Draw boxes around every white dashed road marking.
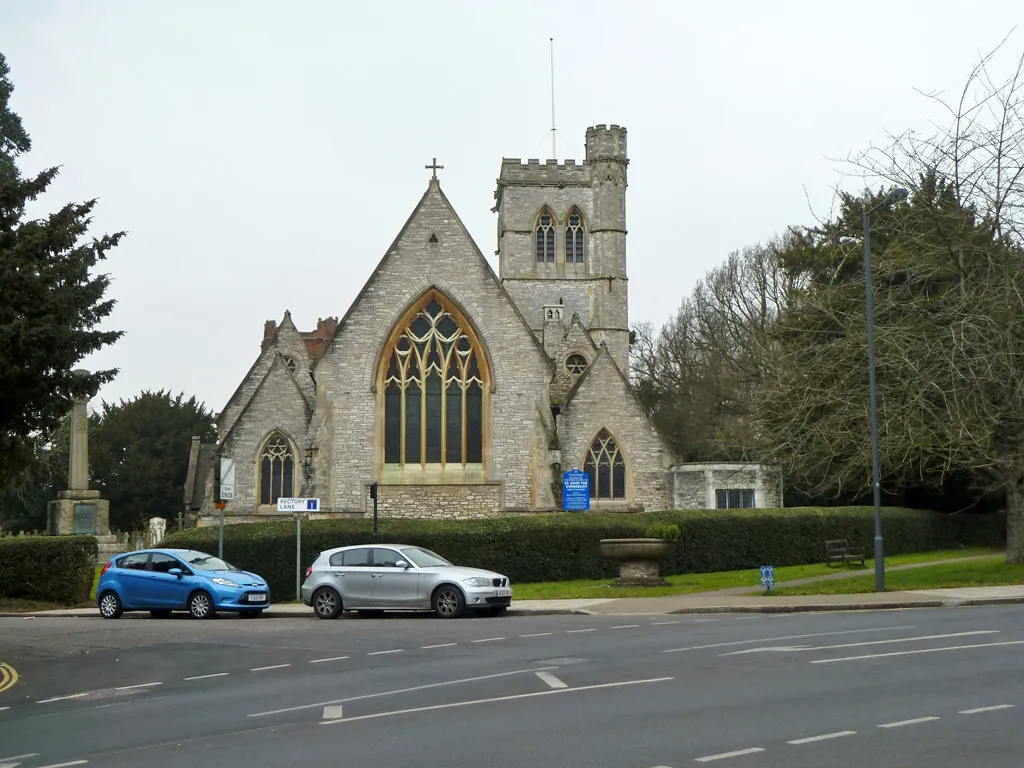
[812,640,1024,664]
[249,666,558,717]
[0,756,40,763]
[535,671,568,689]
[184,673,228,680]
[319,677,673,726]
[651,621,681,625]
[251,664,291,672]
[421,643,456,649]
[611,624,639,629]
[566,628,596,634]
[37,693,88,704]
[664,625,917,653]
[114,682,162,691]
[519,632,552,637]
[787,730,857,744]
[309,656,349,664]
[960,705,1014,714]
[367,650,403,656]
[878,717,940,728]
[695,747,765,761]
[471,637,505,643]
[36,761,88,768]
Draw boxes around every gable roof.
[561,342,676,456]
[215,352,312,452]
[311,179,554,372]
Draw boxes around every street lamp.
[863,186,909,592]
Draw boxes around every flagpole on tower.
[550,37,556,159]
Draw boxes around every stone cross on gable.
[425,157,444,180]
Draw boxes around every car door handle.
[371,573,383,578]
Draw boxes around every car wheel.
[240,609,262,619]
[357,610,384,618]
[188,591,216,619]
[432,585,465,619]
[149,609,172,619]
[312,587,342,620]
[98,591,123,619]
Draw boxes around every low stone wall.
[374,483,504,519]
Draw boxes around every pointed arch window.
[535,210,555,263]
[259,431,295,505]
[565,209,585,263]
[583,429,626,500]
[382,292,487,467]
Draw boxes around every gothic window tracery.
[281,355,297,373]
[382,292,487,467]
[565,354,588,376]
[259,431,295,505]
[535,209,556,263]
[583,429,626,500]
[565,209,585,264]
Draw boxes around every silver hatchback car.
[300,544,512,619]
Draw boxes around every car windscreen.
[178,551,235,571]
[400,547,452,568]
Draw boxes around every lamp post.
[863,186,909,593]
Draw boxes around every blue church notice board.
[562,469,590,512]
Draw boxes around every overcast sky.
[3,1,1023,416]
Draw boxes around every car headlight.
[463,577,492,588]
[209,577,241,588]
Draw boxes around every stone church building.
[187,125,779,525]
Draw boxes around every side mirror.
[169,568,183,579]
[395,560,410,569]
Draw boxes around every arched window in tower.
[258,431,295,505]
[382,292,488,468]
[535,210,556,263]
[583,429,626,500]
[565,209,586,263]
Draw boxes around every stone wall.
[669,463,782,510]
[558,347,673,512]
[373,483,503,519]
[312,182,556,515]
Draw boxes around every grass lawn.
[511,548,999,600]
[772,555,1024,595]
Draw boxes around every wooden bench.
[825,538,866,567]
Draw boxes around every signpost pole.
[295,512,302,602]
[218,505,225,559]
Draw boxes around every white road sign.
[220,457,235,500]
[277,497,320,513]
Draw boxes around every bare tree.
[758,38,1024,562]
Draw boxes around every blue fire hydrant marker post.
[760,565,775,595]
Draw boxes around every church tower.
[493,125,630,373]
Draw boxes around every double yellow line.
[0,662,18,694]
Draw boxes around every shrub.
[645,522,680,540]
[0,535,98,604]
[160,506,1005,595]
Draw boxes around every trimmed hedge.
[160,507,1006,598]
[0,535,98,604]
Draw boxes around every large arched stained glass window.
[535,209,556,263]
[565,208,586,264]
[382,292,487,467]
[583,429,626,500]
[259,431,295,505]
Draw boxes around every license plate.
[495,588,512,597]
[248,594,267,602]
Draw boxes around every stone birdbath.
[600,524,679,586]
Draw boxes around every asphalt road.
[1,606,1022,767]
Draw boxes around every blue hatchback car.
[96,548,270,619]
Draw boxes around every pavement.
[2,604,1024,767]
[5,584,1023,620]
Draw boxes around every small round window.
[281,355,297,372]
[565,354,588,376]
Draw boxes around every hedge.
[0,535,98,604]
[159,507,1006,597]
